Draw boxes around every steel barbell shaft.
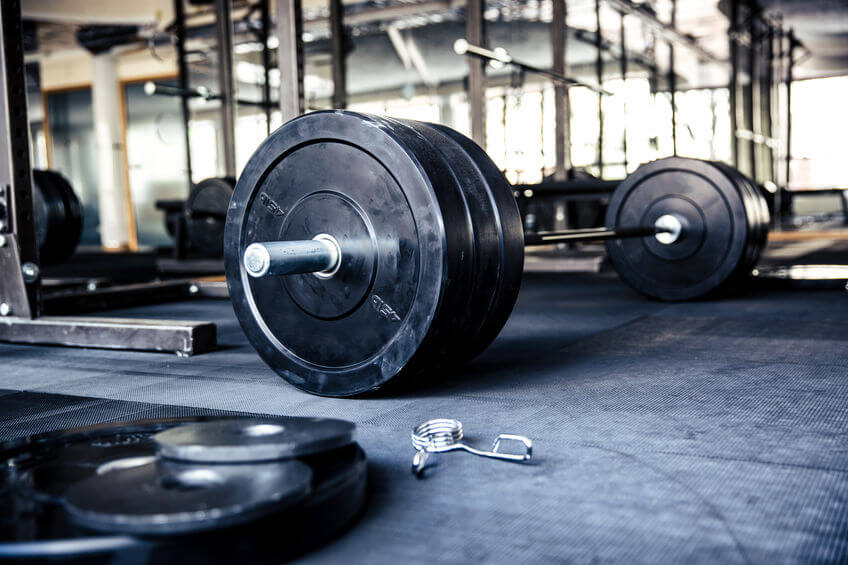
[525,225,662,246]
[244,235,341,278]
[247,220,679,275]
[524,214,684,246]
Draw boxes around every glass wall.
[124,80,187,247]
[789,76,848,190]
[45,89,100,246]
[349,78,731,184]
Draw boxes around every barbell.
[224,111,769,397]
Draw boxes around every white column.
[92,51,132,250]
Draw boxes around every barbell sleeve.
[243,235,341,278]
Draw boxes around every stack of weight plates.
[0,416,367,563]
[225,111,525,396]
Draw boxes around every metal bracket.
[0,232,32,318]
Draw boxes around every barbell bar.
[246,219,681,278]
[224,110,769,397]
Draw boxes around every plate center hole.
[241,423,285,437]
[162,468,225,491]
[96,456,156,475]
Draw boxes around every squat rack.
[0,0,216,355]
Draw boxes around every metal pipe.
[174,0,194,188]
[619,9,628,171]
[668,0,677,156]
[524,220,675,246]
[466,0,486,147]
[145,82,282,109]
[748,7,759,182]
[454,40,610,95]
[330,0,347,109]
[729,0,739,167]
[243,235,341,278]
[773,22,785,229]
[260,0,272,134]
[551,0,570,180]
[594,0,603,177]
[786,30,795,194]
[214,0,237,178]
[277,0,305,122]
[765,22,775,186]
[145,81,214,100]
[604,0,722,63]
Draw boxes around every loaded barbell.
[224,111,769,397]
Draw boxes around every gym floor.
[1,243,847,563]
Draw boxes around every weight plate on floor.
[2,417,220,506]
[225,111,472,396]
[32,169,83,265]
[237,443,368,562]
[0,417,231,561]
[0,417,367,562]
[63,457,312,535]
[186,176,234,257]
[154,417,355,462]
[605,157,755,301]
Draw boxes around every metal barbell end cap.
[654,214,684,245]
[243,235,342,279]
[244,242,273,278]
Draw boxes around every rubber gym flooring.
[1,257,847,562]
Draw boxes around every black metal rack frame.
[0,0,216,356]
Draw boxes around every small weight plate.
[0,417,234,560]
[605,157,754,301]
[2,417,223,506]
[63,457,312,535]
[13,443,154,505]
[0,417,368,563]
[225,111,466,396]
[154,417,355,463]
[236,443,368,562]
[186,176,235,257]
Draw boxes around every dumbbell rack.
[0,0,215,356]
